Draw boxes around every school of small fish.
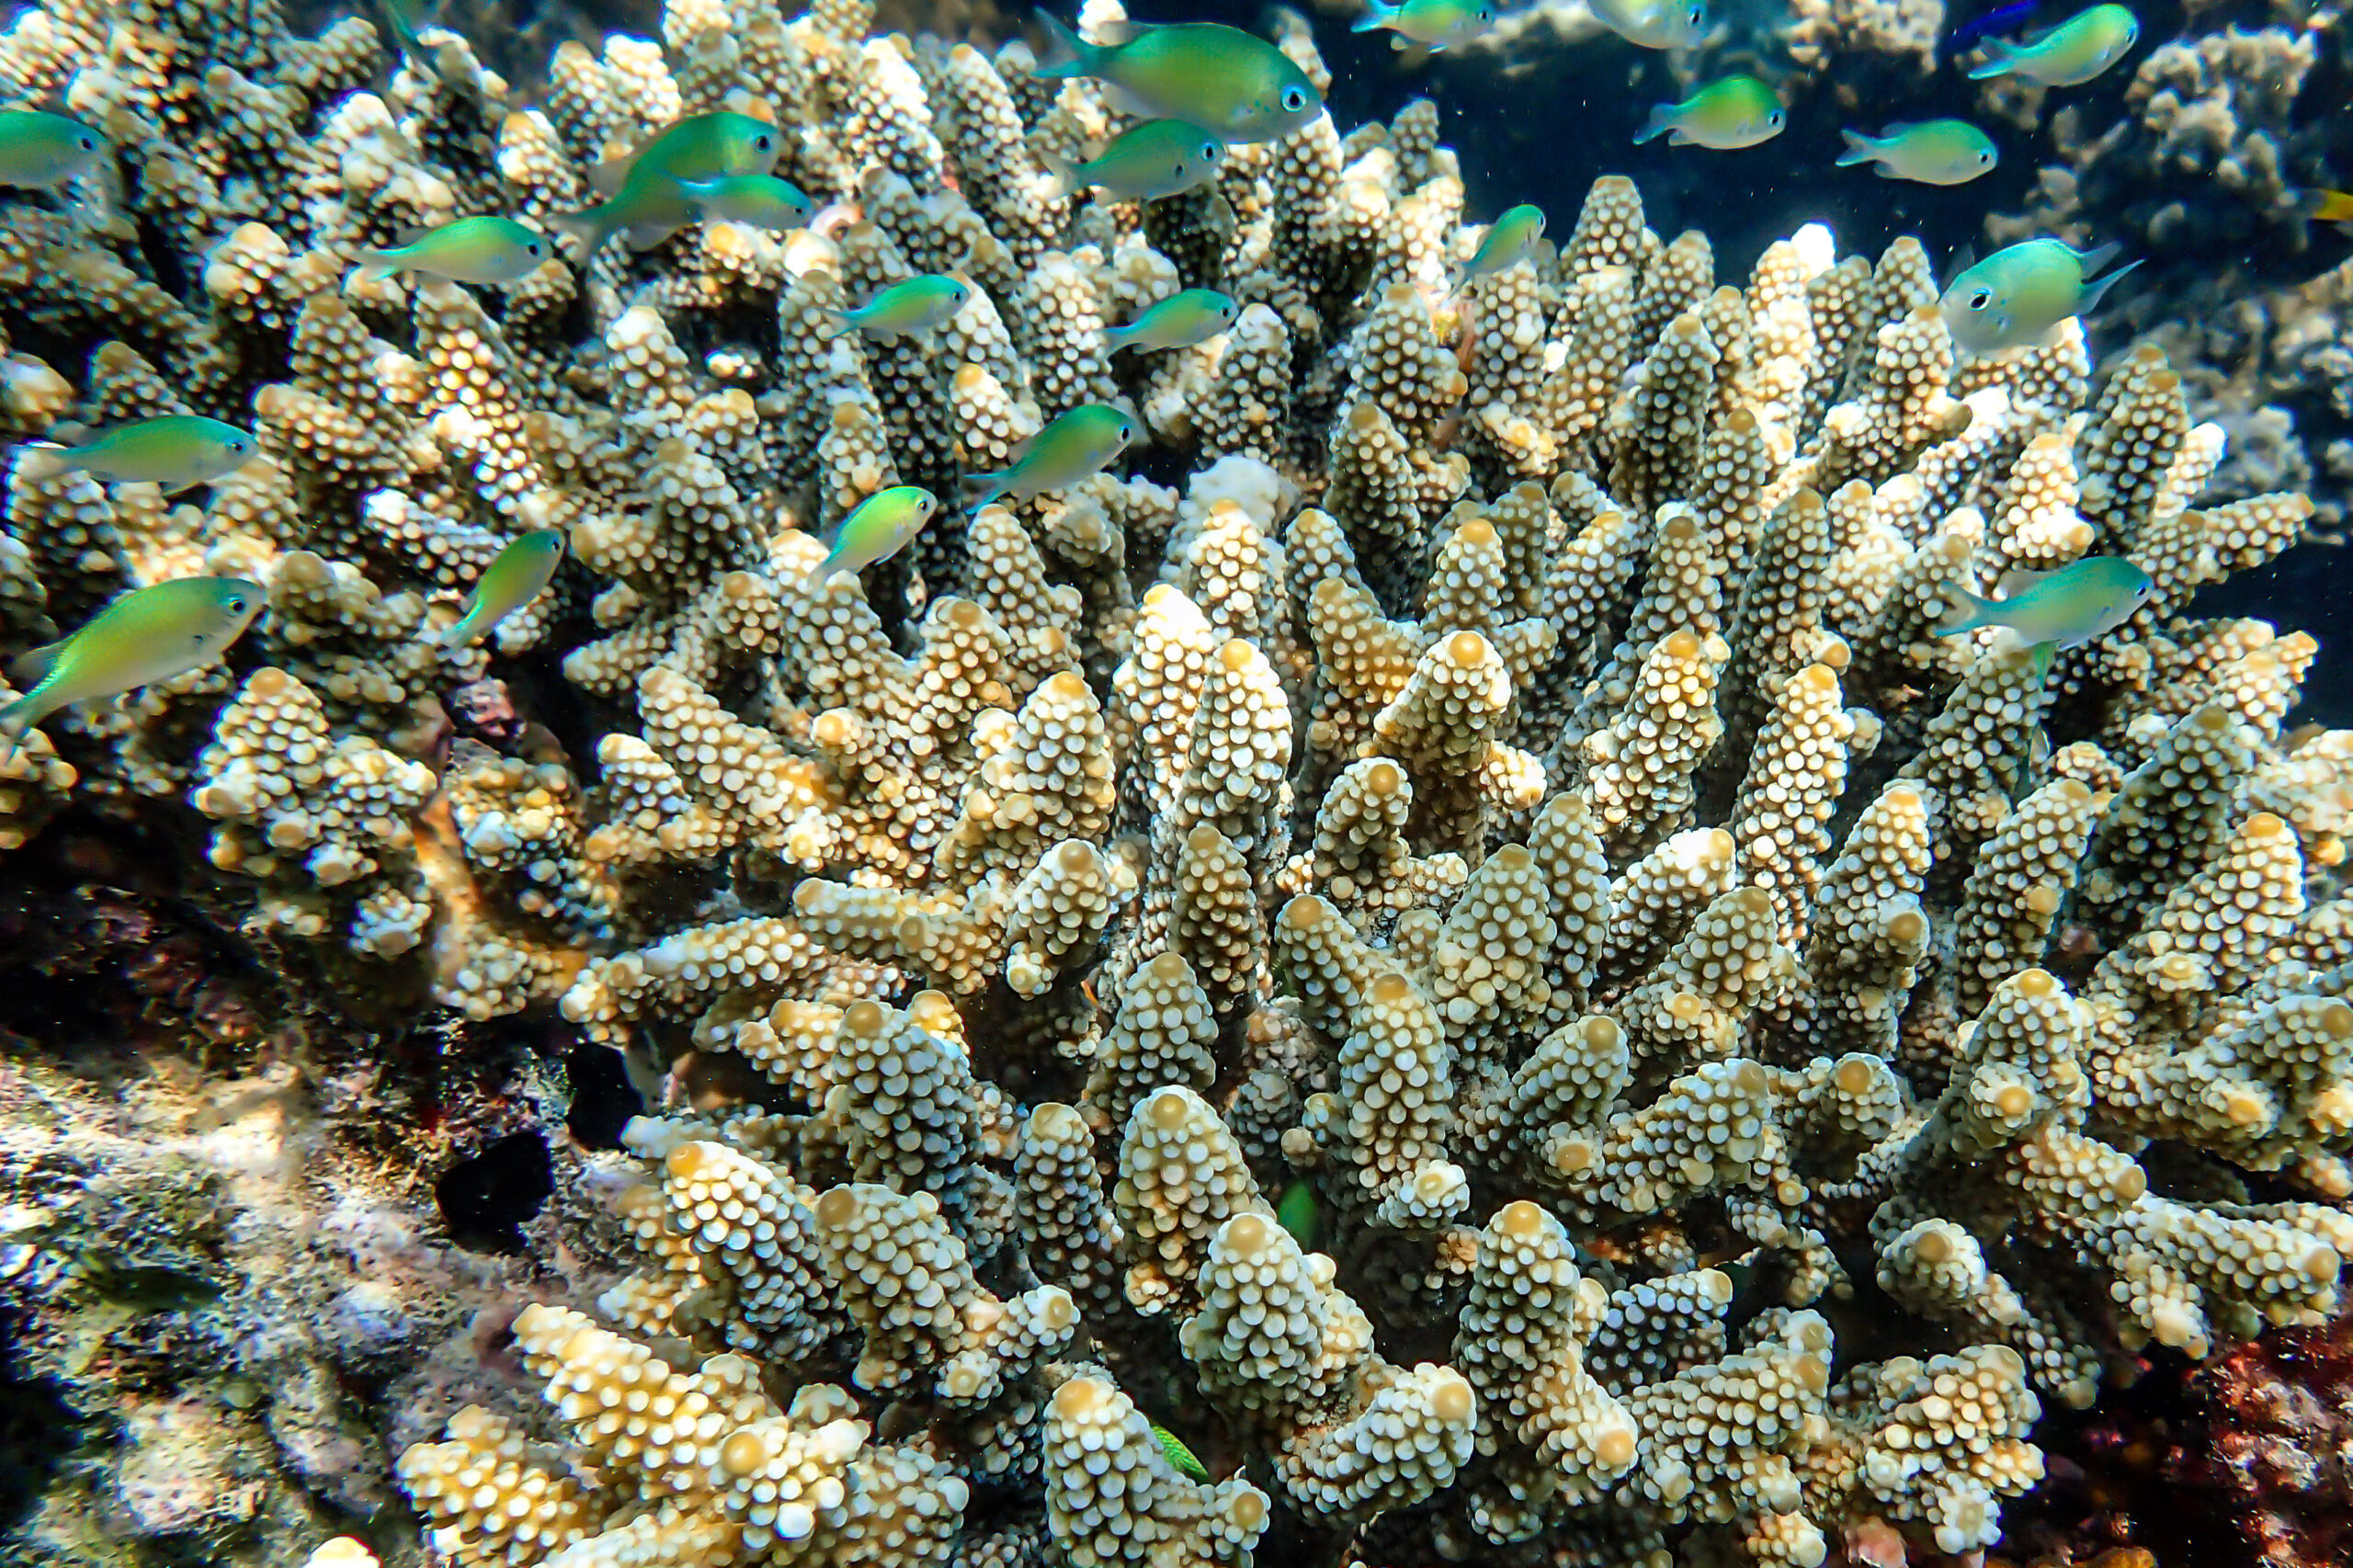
[0,0,2235,753]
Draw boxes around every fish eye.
[1768,110,1784,126]
[1119,422,1133,441]
[227,437,250,453]
[1204,142,1221,160]
[754,131,776,153]
[1688,4,1702,20]
[1968,289,1992,311]
[76,132,97,152]
[226,595,248,613]
[1283,87,1308,111]
[527,239,544,255]
[1978,151,1994,165]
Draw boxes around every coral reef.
[0,0,2347,1566]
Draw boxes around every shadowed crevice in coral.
[434,1131,553,1253]
[0,1353,85,1539]
[562,1041,641,1151]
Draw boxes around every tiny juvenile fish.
[823,274,974,340]
[18,415,256,492]
[1589,0,1708,50]
[1967,3,2138,86]
[1050,119,1227,203]
[962,404,1136,513]
[1149,1421,1210,1482]
[0,108,106,189]
[1837,120,1999,185]
[1455,203,1547,289]
[1277,1180,1321,1251]
[809,486,939,584]
[1353,0,1495,51]
[1105,289,1239,353]
[676,174,814,233]
[1034,15,1324,143]
[438,528,565,647]
[356,216,550,284]
[1635,75,1785,149]
[3,577,265,757]
[1937,556,2154,649]
[1938,237,2136,354]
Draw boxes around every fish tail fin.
[1632,105,1675,145]
[1040,149,1077,203]
[11,444,69,484]
[960,472,1008,515]
[1965,39,2018,78]
[2298,189,2353,224]
[548,208,610,263]
[817,312,856,342]
[1031,14,1096,79]
[351,250,402,283]
[1835,129,1877,166]
[2075,239,2124,278]
[2075,256,2140,315]
[0,693,40,763]
[1351,4,1392,32]
[1102,322,1135,352]
[1934,588,1998,638]
[433,610,479,649]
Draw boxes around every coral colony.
[0,0,2346,1566]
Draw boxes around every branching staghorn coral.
[0,1,2347,1566]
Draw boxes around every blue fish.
[1945,0,2038,55]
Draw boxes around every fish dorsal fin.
[1938,241,1977,291]
[1993,566,2052,599]
[8,637,70,691]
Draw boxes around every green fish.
[2,577,265,757]
[823,274,974,341]
[1968,4,2139,86]
[676,174,813,233]
[18,415,256,492]
[961,404,1135,513]
[1148,1420,1210,1481]
[1050,119,1227,203]
[1636,75,1785,149]
[552,176,699,256]
[1352,0,1495,51]
[0,109,105,189]
[808,486,939,584]
[1276,1179,1321,1251]
[371,0,439,69]
[1590,0,1708,49]
[438,528,565,648]
[1454,203,1547,290]
[595,110,782,191]
[356,216,550,284]
[1836,120,1998,186]
[1034,16,1324,143]
[1938,238,2136,355]
[1936,557,2154,650]
[560,113,782,255]
[1105,289,1239,353]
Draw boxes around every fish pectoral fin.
[7,637,68,690]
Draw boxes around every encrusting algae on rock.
[0,0,2345,1565]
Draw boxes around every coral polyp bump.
[0,0,2345,1566]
